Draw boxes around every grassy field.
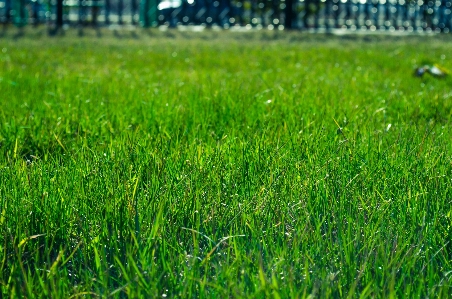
[0,29,452,298]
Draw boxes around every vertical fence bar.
[440,0,449,31]
[78,0,83,25]
[271,0,278,27]
[2,0,11,24]
[31,0,39,25]
[105,0,110,24]
[414,0,420,30]
[250,0,256,27]
[140,0,149,26]
[140,0,157,26]
[92,0,100,25]
[118,0,123,23]
[405,0,411,29]
[132,0,138,24]
[19,0,27,25]
[325,0,331,29]
[222,0,230,25]
[257,0,264,27]
[284,0,293,28]
[56,0,64,27]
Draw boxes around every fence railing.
[1,0,451,32]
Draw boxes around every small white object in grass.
[265,99,272,104]
[162,294,167,298]
[386,124,391,132]
[429,65,445,77]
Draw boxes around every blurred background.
[0,0,451,32]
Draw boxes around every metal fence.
[1,0,451,32]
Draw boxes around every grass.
[0,29,451,298]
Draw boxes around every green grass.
[0,30,452,298]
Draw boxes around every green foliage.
[0,31,451,298]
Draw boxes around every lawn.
[0,29,451,298]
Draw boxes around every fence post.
[118,0,123,24]
[132,0,138,24]
[105,0,110,24]
[140,0,157,27]
[20,0,26,25]
[56,0,64,28]
[13,0,28,26]
[285,0,294,29]
[140,0,149,26]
